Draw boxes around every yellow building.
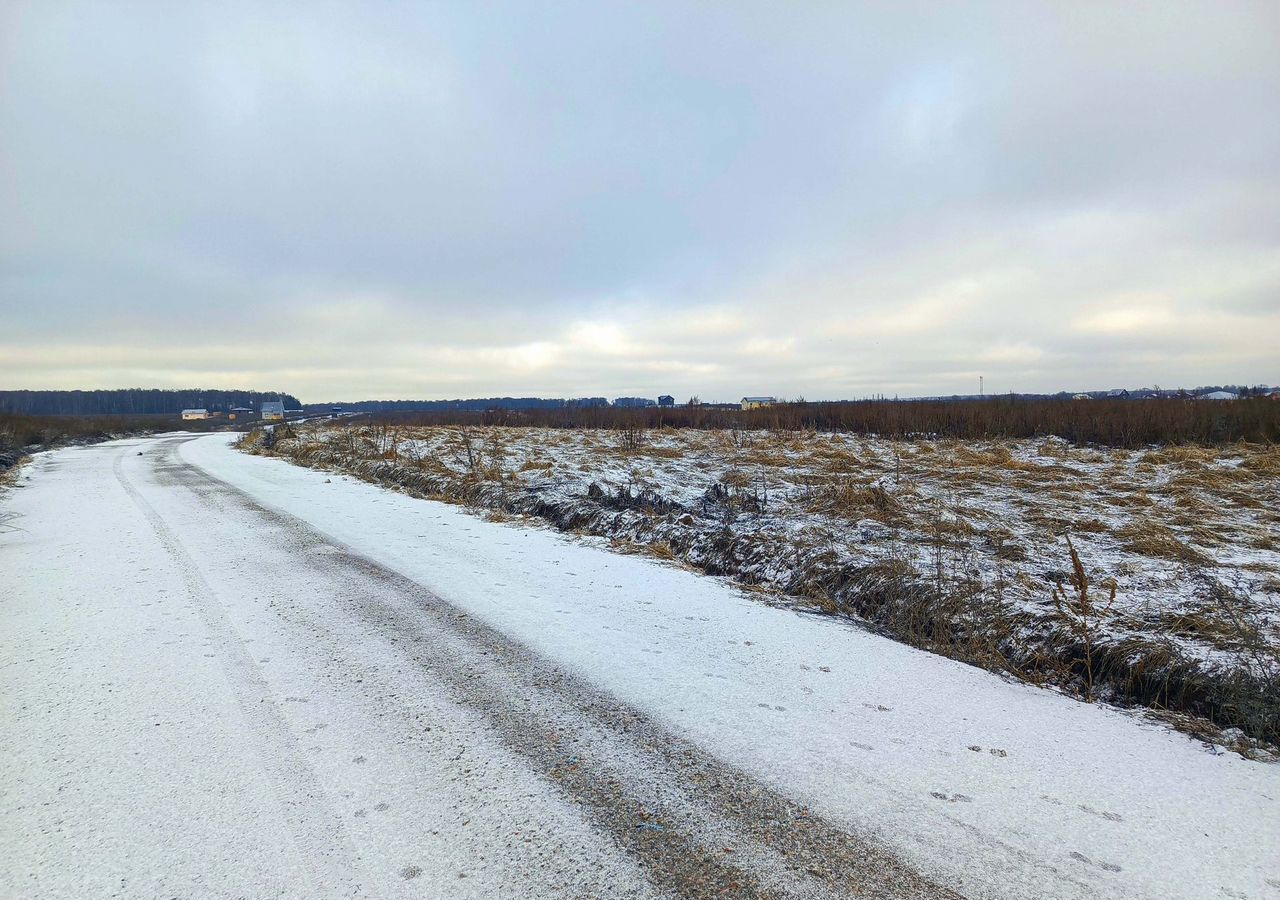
[740,396,777,410]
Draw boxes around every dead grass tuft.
[952,445,1040,472]
[802,478,905,525]
[1036,439,1071,459]
[1106,490,1154,508]
[1250,529,1279,552]
[648,540,678,560]
[1025,510,1110,536]
[1143,446,1221,467]
[1118,521,1214,565]
[1239,446,1280,476]
[737,448,792,469]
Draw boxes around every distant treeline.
[354,397,1280,447]
[304,397,609,413]
[0,389,302,416]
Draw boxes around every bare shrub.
[344,396,1280,448]
[452,426,480,476]
[617,424,647,451]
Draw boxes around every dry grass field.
[246,421,1280,754]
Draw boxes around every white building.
[181,409,209,420]
[260,401,286,421]
[740,396,777,410]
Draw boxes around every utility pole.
[979,375,984,398]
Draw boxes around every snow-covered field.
[251,423,1280,752]
[3,434,1279,899]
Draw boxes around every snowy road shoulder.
[181,434,1280,900]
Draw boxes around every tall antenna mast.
[980,375,984,397]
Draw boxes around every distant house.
[657,395,675,407]
[227,406,254,421]
[740,396,776,410]
[1199,391,1238,400]
[613,397,656,408]
[261,401,286,421]
[331,406,344,417]
[181,408,209,420]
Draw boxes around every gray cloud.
[2,0,1277,401]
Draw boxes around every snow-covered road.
[2,435,1277,899]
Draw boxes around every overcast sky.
[2,1,1277,402]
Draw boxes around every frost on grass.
[242,423,1280,752]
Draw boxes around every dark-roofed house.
[261,401,285,421]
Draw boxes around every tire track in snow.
[112,446,377,898]
[162,436,959,900]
